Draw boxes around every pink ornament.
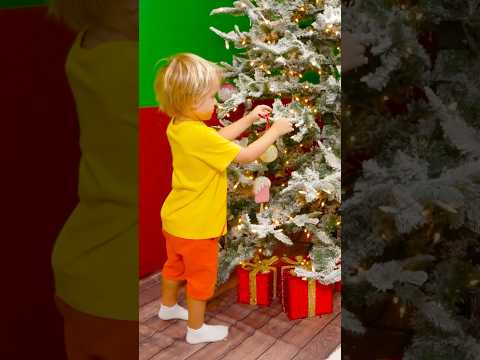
[218,83,238,102]
[253,176,271,203]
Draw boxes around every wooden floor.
[139,272,341,360]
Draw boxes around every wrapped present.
[334,259,342,292]
[284,268,334,320]
[236,255,278,306]
[274,255,310,306]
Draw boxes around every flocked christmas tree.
[208,0,342,287]
[342,0,480,358]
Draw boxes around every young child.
[155,53,294,344]
[49,1,138,359]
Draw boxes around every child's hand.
[271,118,294,137]
[246,105,272,124]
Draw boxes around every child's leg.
[186,296,207,329]
[160,230,186,306]
[161,277,182,306]
[180,237,229,343]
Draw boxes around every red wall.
[139,108,172,277]
[139,107,223,277]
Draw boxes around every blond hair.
[154,53,224,118]
[48,0,110,31]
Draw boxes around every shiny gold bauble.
[260,144,279,163]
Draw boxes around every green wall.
[140,0,249,107]
[1,0,46,7]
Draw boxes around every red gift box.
[236,255,278,306]
[284,269,334,320]
[334,259,341,292]
[274,255,310,301]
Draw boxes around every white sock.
[186,323,229,344]
[158,303,189,321]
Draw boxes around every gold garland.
[240,255,278,305]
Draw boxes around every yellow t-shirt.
[161,119,242,239]
[51,30,138,320]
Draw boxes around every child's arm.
[234,118,294,164]
[218,105,272,140]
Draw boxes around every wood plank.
[140,272,161,290]
[221,329,277,360]
[139,331,175,360]
[139,324,157,343]
[293,314,341,360]
[140,282,161,307]
[150,339,206,360]
[256,310,299,340]
[280,294,341,348]
[139,270,342,360]
[185,316,256,360]
[140,299,161,322]
[220,303,300,360]
[256,340,299,360]
[143,316,178,333]
[216,302,259,322]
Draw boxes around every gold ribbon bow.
[281,256,317,317]
[241,255,279,305]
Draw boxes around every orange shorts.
[161,230,219,300]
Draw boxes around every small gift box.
[274,255,311,307]
[283,268,334,320]
[334,260,341,292]
[236,255,278,306]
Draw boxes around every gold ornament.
[260,144,279,163]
